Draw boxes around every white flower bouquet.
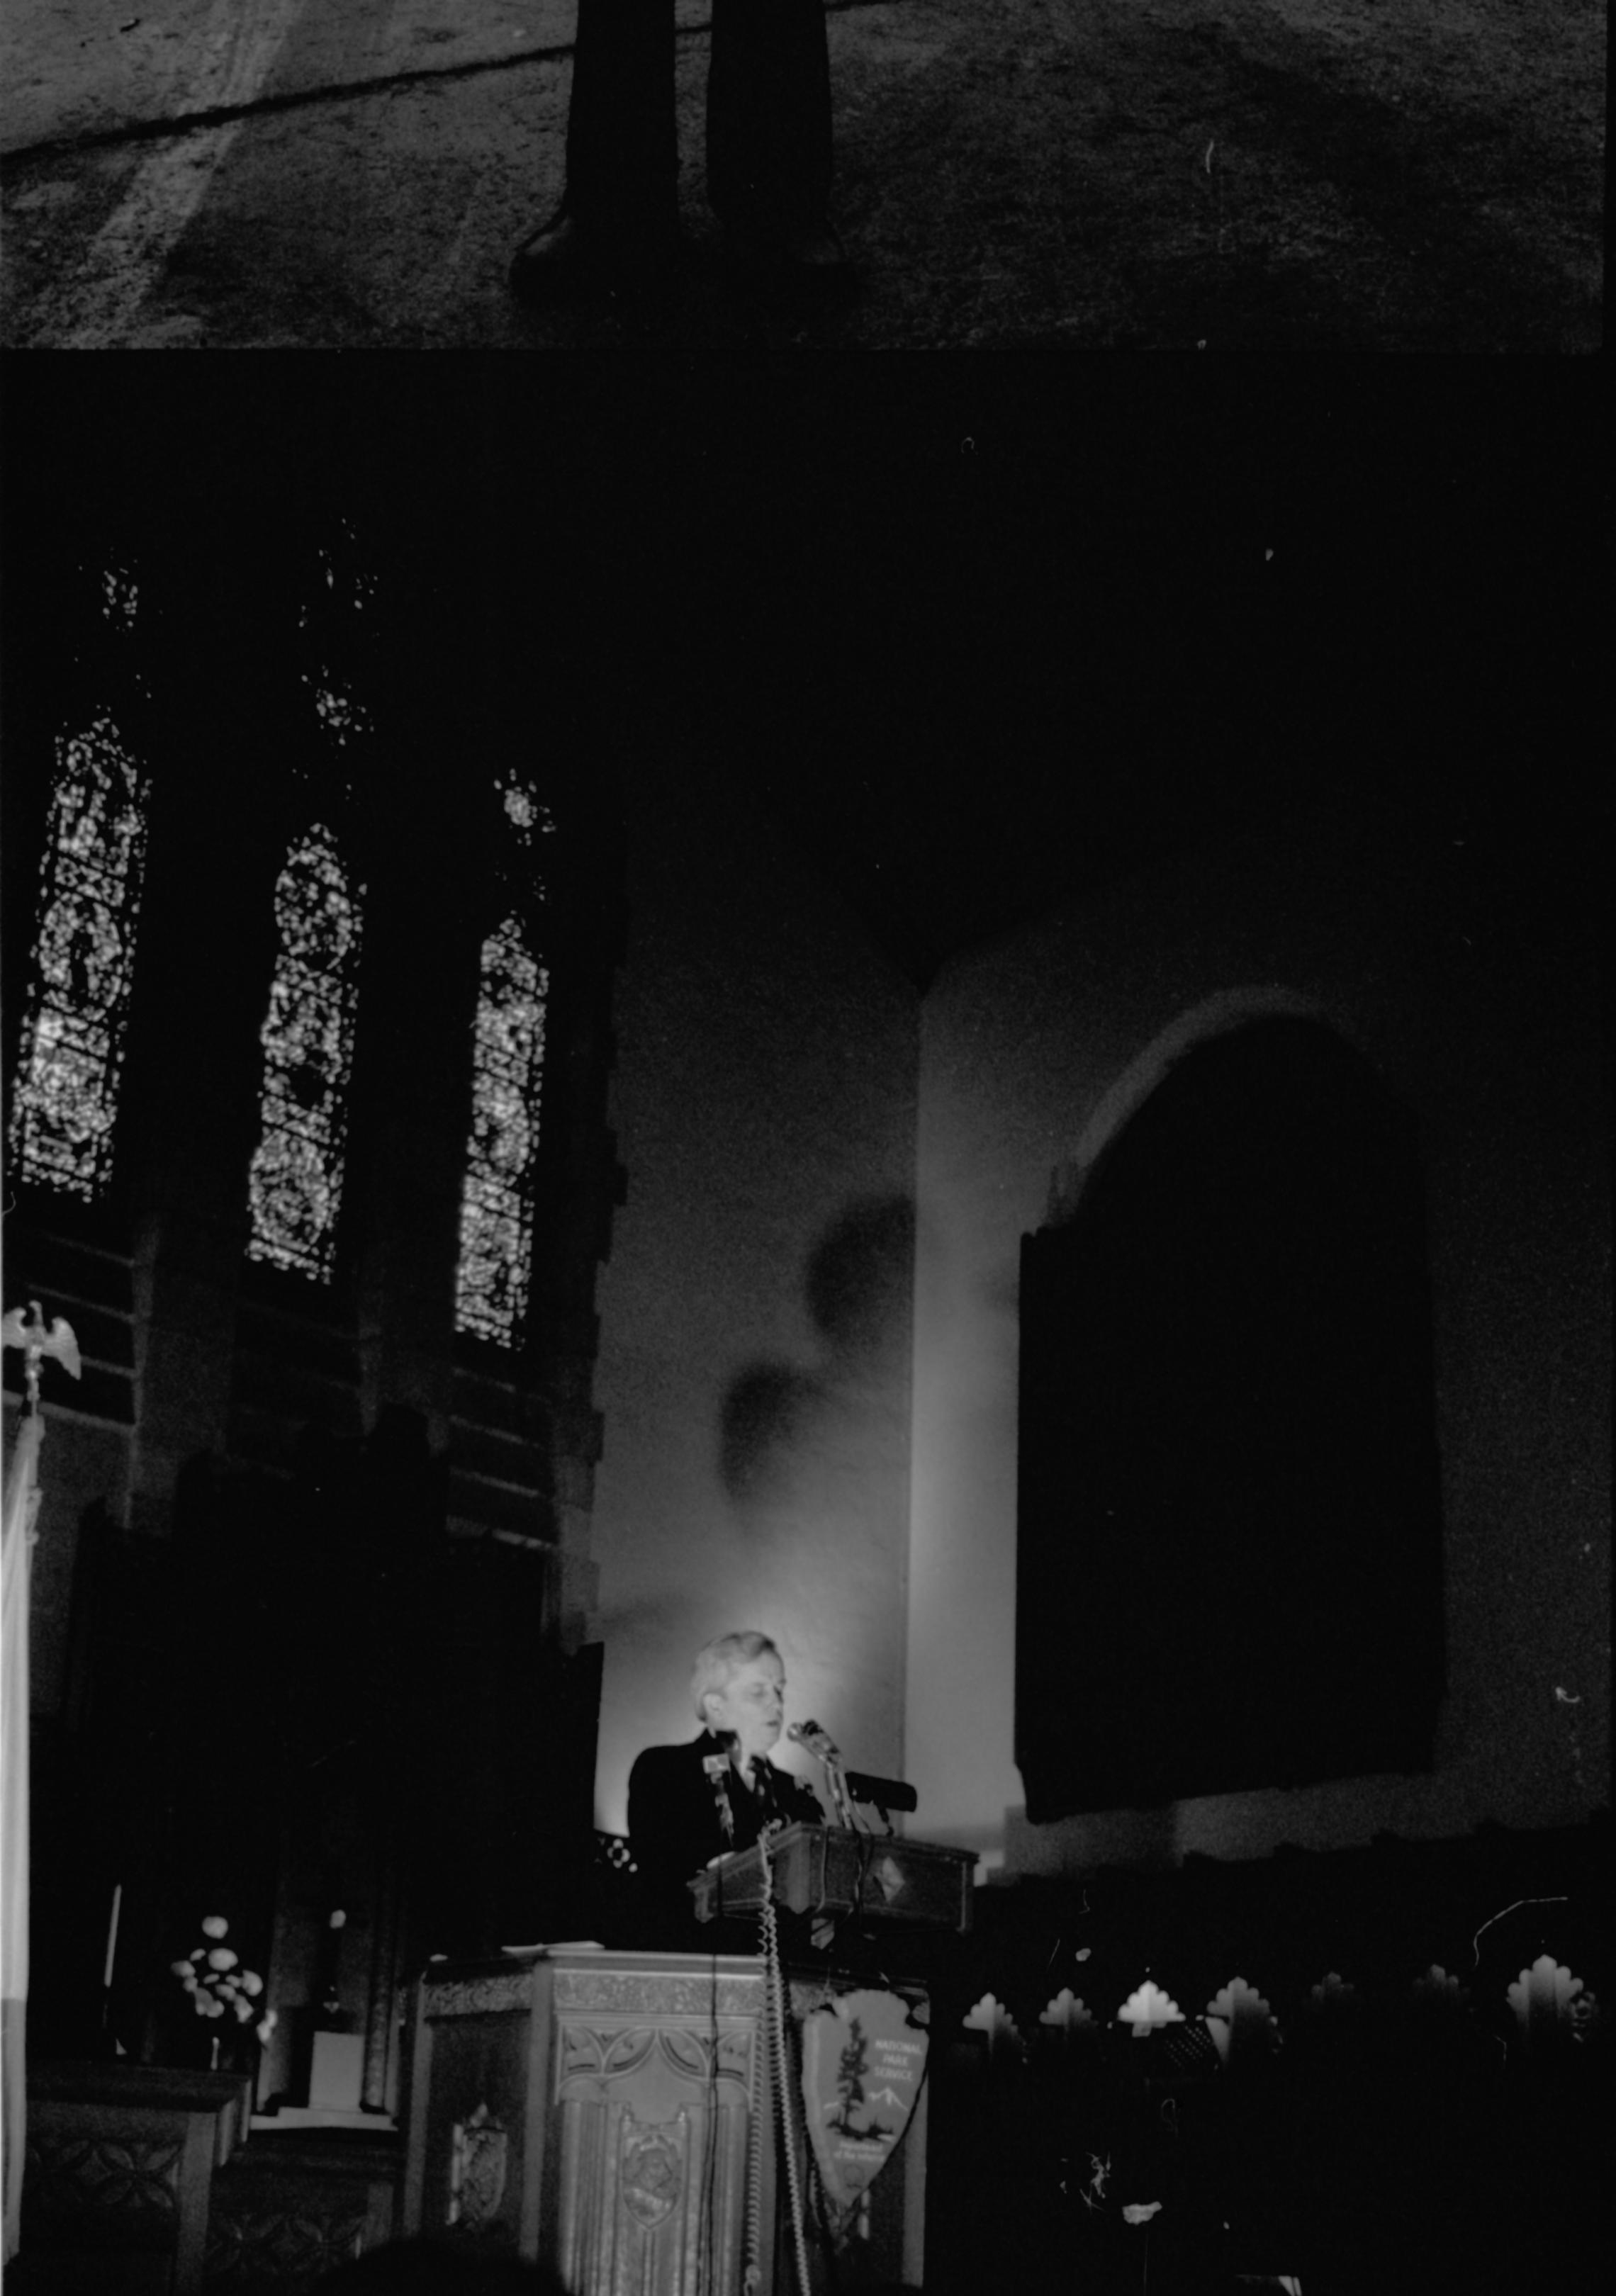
[170,1914,278,2055]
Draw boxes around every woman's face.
[705,1653,786,1762]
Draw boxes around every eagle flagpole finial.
[2,1300,83,1410]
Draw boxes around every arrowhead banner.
[799,1988,928,2216]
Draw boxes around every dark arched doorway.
[1016,1016,1444,1821]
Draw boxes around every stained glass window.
[7,713,151,1200]
[295,529,376,752]
[498,775,554,865]
[303,673,369,746]
[454,782,556,1347]
[245,824,365,1281]
[101,564,139,629]
[298,527,377,627]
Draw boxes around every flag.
[2,1405,44,2264]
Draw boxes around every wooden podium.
[401,1832,973,2294]
[403,1949,773,2293]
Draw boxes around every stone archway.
[1017,1006,1444,1823]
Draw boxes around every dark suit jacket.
[625,1731,824,1949]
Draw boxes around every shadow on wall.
[719,1195,916,1512]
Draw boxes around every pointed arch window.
[296,521,375,753]
[6,564,150,1201]
[454,780,556,1348]
[244,531,373,1281]
[1016,1016,1444,1818]
[245,824,366,1281]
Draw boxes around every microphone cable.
[750,1834,814,2296]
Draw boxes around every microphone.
[786,1720,856,1829]
[787,1719,842,1762]
[702,1751,736,1844]
[843,1769,917,1815]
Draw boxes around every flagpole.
[3,1301,82,2265]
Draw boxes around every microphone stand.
[790,1721,858,1830]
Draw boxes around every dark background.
[4,356,1605,992]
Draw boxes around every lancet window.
[454,779,556,1348]
[6,564,150,1201]
[243,531,373,1281]
[245,824,366,1281]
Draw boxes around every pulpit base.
[403,1949,773,2295]
[401,1948,933,2295]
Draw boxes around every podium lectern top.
[690,1822,974,1932]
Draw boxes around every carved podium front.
[402,1950,774,2295]
[403,1841,972,2293]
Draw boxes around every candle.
[103,1883,121,1990]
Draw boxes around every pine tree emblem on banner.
[800,1988,928,2214]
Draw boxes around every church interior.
[1,362,1608,2296]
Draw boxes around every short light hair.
[690,1631,780,1722]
